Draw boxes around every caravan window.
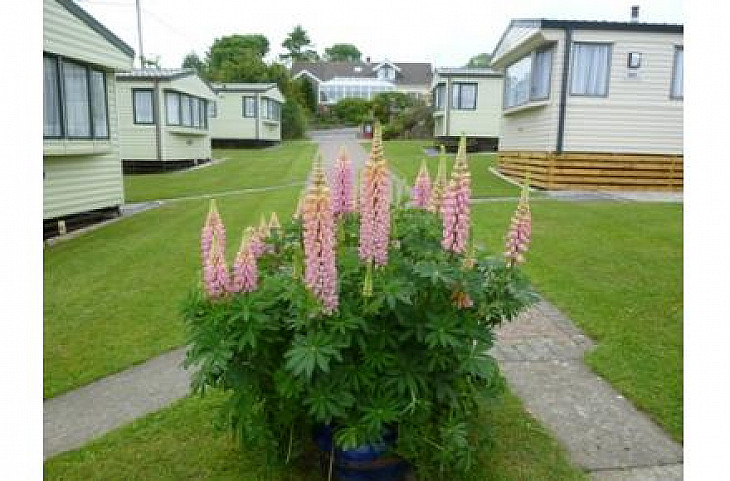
[570,43,611,96]
[671,47,683,99]
[133,89,155,124]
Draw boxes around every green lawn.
[369,140,521,198]
[44,390,586,480]
[123,141,316,202]
[472,200,683,441]
[44,188,301,399]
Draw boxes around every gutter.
[555,27,572,154]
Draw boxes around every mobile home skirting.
[498,151,683,191]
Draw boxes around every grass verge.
[44,188,301,399]
[472,200,683,441]
[123,141,316,202]
[44,390,587,480]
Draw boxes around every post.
[136,0,145,69]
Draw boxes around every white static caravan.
[43,0,134,237]
[209,83,284,148]
[431,68,503,151]
[116,69,216,173]
[491,18,683,191]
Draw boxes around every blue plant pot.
[313,425,410,481]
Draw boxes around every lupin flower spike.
[429,145,448,214]
[203,241,230,299]
[358,122,391,266]
[259,213,271,240]
[411,159,432,209]
[269,211,281,233]
[504,176,531,267]
[441,135,471,254]
[302,154,339,314]
[230,227,258,293]
[201,198,226,264]
[331,146,355,217]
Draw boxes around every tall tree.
[465,53,492,68]
[324,43,362,62]
[280,25,319,62]
[206,34,270,74]
[182,52,207,77]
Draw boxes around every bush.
[281,99,308,139]
[331,98,373,125]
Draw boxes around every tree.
[280,25,319,62]
[182,52,207,77]
[206,34,270,75]
[324,43,362,62]
[466,53,492,68]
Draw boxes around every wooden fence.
[497,151,683,191]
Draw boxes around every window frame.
[433,83,445,111]
[208,100,217,119]
[670,45,683,100]
[43,54,110,140]
[569,41,613,98]
[165,90,181,126]
[132,88,156,125]
[450,82,478,110]
[503,45,555,110]
[243,96,257,118]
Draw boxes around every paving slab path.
[44,133,683,476]
[492,300,683,480]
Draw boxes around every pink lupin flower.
[230,227,258,293]
[504,180,532,267]
[302,155,339,314]
[411,159,432,209]
[201,199,226,264]
[441,135,471,254]
[331,146,355,217]
[359,122,391,266]
[429,145,448,214]
[203,242,230,299]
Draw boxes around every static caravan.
[116,69,216,173]
[43,0,134,238]
[431,68,503,151]
[208,83,284,148]
[491,18,683,191]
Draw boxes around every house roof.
[117,68,195,81]
[434,67,502,78]
[55,0,135,58]
[492,18,683,64]
[291,61,432,85]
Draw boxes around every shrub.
[331,98,373,125]
[281,99,308,139]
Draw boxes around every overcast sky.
[75,0,683,68]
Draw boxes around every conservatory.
[318,77,395,105]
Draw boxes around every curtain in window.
[89,70,107,137]
[44,57,62,137]
[570,43,610,96]
[181,95,192,126]
[505,56,531,108]
[134,90,154,123]
[459,84,477,109]
[166,92,180,125]
[191,97,200,127]
[244,97,256,117]
[208,101,216,118]
[200,100,207,128]
[531,49,552,99]
[63,62,91,137]
[672,48,683,98]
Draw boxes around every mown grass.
[367,140,521,198]
[123,141,316,202]
[472,200,683,441]
[44,188,301,399]
[44,390,587,480]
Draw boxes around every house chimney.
[630,5,640,22]
[366,56,371,64]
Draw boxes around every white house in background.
[116,69,216,173]
[208,83,284,148]
[290,60,433,107]
[43,0,134,238]
[490,17,683,191]
[431,67,503,151]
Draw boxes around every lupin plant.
[411,159,432,209]
[358,122,391,267]
[441,135,472,254]
[183,129,537,481]
[331,146,356,217]
[429,144,448,213]
[505,178,532,267]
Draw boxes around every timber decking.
[498,151,683,191]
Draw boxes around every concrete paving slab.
[590,463,683,480]
[43,348,191,459]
